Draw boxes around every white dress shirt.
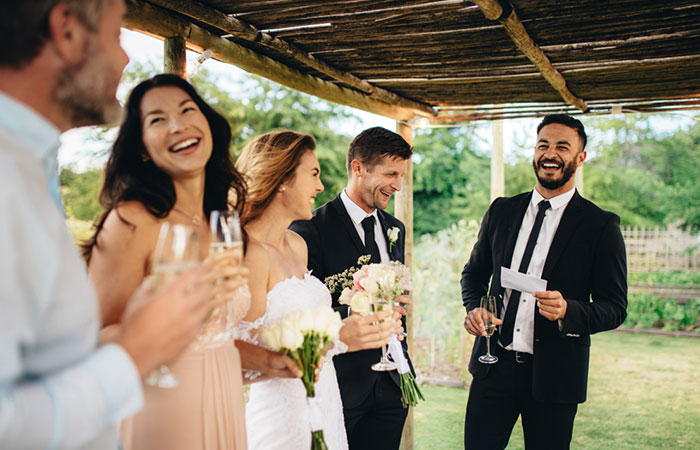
[340,189,390,263]
[0,92,143,450]
[502,187,576,354]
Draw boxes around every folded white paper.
[500,266,547,294]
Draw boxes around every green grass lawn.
[413,332,700,449]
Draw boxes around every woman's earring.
[141,153,150,162]
[280,186,287,192]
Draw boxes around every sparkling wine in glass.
[370,298,398,372]
[478,295,499,365]
[144,222,199,388]
[205,210,244,344]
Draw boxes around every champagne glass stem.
[486,336,491,357]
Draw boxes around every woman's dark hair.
[82,73,246,262]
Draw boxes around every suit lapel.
[542,191,585,279]
[377,212,400,261]
[502,192,532,267]
[330,195,367,255]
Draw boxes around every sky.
[58,29,697,170]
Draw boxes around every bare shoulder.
[285,229,308,262]
[243,238,271,274]
[96,201,161,255]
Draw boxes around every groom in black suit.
[461,114,628,449]
[291,127,413,450]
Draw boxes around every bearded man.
[461,114,628,450]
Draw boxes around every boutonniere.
[387,227,400,251]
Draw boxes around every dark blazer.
[290,194,411,409]
[461,190,628,404]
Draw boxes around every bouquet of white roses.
[262,305,343,450]
[337,261,424,408]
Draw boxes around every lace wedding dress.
[237,273,349,450]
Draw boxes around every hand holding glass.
[206,210,244,344]
[370,298,398,372]
[145,222,200,388]
[478,295,499,365]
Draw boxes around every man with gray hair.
[0,1,224,448]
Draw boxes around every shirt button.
[516,328,520,332]
[522,299,526,303]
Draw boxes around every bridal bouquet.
[337,261,424,408]
[262,305,343,450]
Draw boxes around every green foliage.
[412,127,490,235]
[629,271,700,285]
[623,293,700,332]
[62,62,358,219]
[60,167,103,222]
[584,114,700,228]
[413,219,479,379]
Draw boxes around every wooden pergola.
[123,1,700,447]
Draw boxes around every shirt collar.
[340,189,378,226]
[0,91,61,162]
[531,186,576,211]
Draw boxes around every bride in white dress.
[235,131,398,450]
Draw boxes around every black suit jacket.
[290,194,412,409]
[461,190,628,404]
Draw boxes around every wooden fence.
[622,226,700,273]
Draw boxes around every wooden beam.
[124,0,423,121]
[164,36,186,78]
[395,120,414,450]
[471,0,588,112]
[144,0,436,118]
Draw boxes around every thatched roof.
[125,0,700,122]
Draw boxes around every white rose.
[262,323,282,350]
[350,290,371,315]
[325,311,343,338]
[296,308,315,332]
[279,320,304,350]
[311,305,334,334]
[387,227,400,242]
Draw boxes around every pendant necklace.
[173,205,202,226]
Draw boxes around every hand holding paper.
[500,266,547,294]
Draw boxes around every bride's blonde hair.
[237,130,316,226]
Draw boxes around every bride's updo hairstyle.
[236,130,316,227]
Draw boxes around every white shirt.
[340,189,390,263]
[0,92,143,450]
[502,187,576,354]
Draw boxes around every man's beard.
[53,40,122,128]
[532,157,578,190]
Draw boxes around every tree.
[412,127,490,235]
[61,62,359,222]
[60,167,103,221]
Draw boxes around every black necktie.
[361,216,381,263]
[500,200,551,347]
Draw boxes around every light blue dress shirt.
[0,92,143,449]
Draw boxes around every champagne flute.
[478,295,499,364]
[144,222,199,388]
[370,296,398,372]
[206,210,243,344]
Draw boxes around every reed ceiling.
[126,0,700,122]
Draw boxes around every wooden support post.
[395,121,414,450]
[164,36,186,78]
[491,116,505,201]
